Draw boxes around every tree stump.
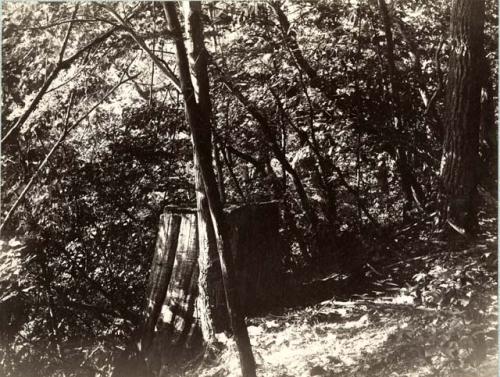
[226,201,284,315]
[141,202,284,368]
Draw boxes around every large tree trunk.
[140,210,202,375]
[440,0,485,235]
[479,55,497,194]
[164,3,257,376]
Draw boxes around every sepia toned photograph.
[0,1,497,376]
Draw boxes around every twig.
[328,299,463,316]
[384,244,489,269]
[365,263,384,276]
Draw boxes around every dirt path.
[192,295,496,377]
[187,220,498,377]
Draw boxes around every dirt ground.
[184,217,498,377]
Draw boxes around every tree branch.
[58,4,80,63]
[208,51,317,227]
[3,30,114,144]
[0,72,139,232]
[98,3,181,92]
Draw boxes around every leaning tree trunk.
[193,157,222,342]
[183,1,221,344]
[440,0,485,235]
[164,3,257,377]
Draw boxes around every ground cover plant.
[0,1,497,376]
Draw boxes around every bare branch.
[58,4,80,63]
[1,5,142,145]
[98,3,181,92]
[13,17,120,31]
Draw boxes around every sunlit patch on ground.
[187,218,498,377]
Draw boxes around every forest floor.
[183,214,498,377]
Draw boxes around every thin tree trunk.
[209,56,317,229]
[182,0,221,344]
[272,0,425,214]
[219,143,247,202]
[214,141,226,205]
[270,1,338,224]
[269,1,334,97]
[276,83,338,222]
[223,144,266,176]
[164,4,257,376]
[440,0,484,235]
[377,0,426,213]
[269,87,379,229]
[101,3,181,91]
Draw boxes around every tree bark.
[141,213,181,352]
[193,156,222,341]
[478,55,497,193]
[164,3,257,376]
[440,0,485,234]
[182,1,221,344]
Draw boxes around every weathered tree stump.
[226,202,284,314]
[141,202,284,368]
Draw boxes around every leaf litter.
[180,217,497,377]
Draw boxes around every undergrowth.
[180,215,498,377]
